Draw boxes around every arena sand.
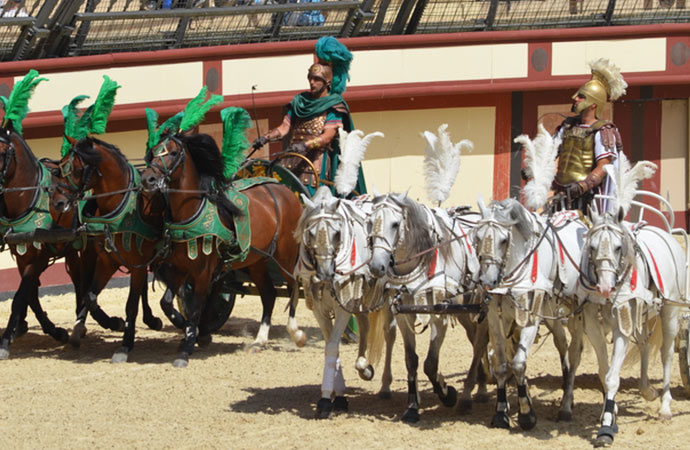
[0,285,689,449]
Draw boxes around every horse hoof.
[358,364,375,381]
[69,322,87,348]
[378,390,392,400]
[112,318,126,332]
[147,317,163,331]
[0,347,9,360]
[173,352,189,368]
[16,320,28,338]
[333,396,349,413]
[557,410,573,422]
[642,387,659,402]
[294,330,307,347]
[595,426,616,447]
[456,399,473,415]
[247,344,263,354]
[401,408,420,424]
[474,391,490,403]
[440,385,457,407]
[197,334,212,347]
[659,411,672,421]
[316,398,332,419]
[518,409,537,430]
[490,411,510,429]
[111,350,129,364]
[54,327,69,344]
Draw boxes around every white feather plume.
[334,128,384,195]
[516,123,561,210]
[590,58,628,101]
[423,123,473,205]
[604,152,657,215]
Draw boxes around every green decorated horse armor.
[166,176,277,264]
[79,164,160,254]
[0,163,56,255]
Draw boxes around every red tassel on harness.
[630,267,637,291]
[350,240,356,267]
[427,248,438,280]
[558,240,564,265]
[459,225,472,254]
[531,251,538,283]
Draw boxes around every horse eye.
[392,222,400,229]
[614,245,621,254]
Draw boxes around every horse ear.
[301,194,315,210]
[589,205,600,225]
[477,193,489,217]
[617,206,625,223]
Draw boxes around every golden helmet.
[572,59,627,119]
[308,62,333,85]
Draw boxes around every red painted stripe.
[0,263,128,294]
[350,239,356,267]
[531,251,538,283]
[630,267,637,291]
[558,240,564,265]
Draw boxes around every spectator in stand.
[0,0,28,17]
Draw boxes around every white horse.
[474,197,591,429]
[368,192,483,423]
[294,186,395,419]
[580,206,685,446]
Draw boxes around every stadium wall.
[1,24,689,292]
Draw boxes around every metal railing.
[0,0,687,61]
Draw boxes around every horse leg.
[140,277,163,331]
[354,312,374,381]
[0,275,33,359]
[318,307,351,418]
[456,313,489,413]
[423,315,456,409]
[310,295,336,418]
[487,295,511,429]
[583,302,610,391]
[23,255,70,344]
[173,273,209,368]
[397,311,420,423]
[378,306,396,399]
[111,269,148,363]
[658,304,679,420]
[558,309,584,422]
[249,264,276,350]
[513,321,540,430]
[638,309,658,402]
[285,280,306,347]
[595,324,628,446]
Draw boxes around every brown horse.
[0,127,86,359]
[141,131,305,367]
[50,136,165,362]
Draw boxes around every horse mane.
[495,198,533,241]
[390,195,435,267]
[180,133,243,218]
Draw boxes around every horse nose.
[53,198,67,213]
[143,174,158,191]
[598,285,612,299]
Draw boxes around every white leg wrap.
[334,358,346,396]
[322,355,337,399]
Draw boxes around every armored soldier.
[553,58,627,212]
[252,36,365,196]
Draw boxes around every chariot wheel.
[176,283,236,334]
[677,314,690,395]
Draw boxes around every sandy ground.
[1,285,690,449]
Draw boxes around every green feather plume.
[145,108,160,151]
[89,76,121,134]
[0,69,48,135]
[60,95,90,157]
[179,86,223,132]
[219,107,251,178]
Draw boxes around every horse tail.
[623,312,663,369]
[366,308,386,367]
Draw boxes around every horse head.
[296,186,343,281]
[584,207,633,299]
[51,136,105,213]
[141,133,188,193]
[367,193,407,277]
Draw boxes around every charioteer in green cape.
[252,36,366,197]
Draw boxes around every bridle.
[302,206,343,272]
[369,198,406,257]
[476,218,512,277]
[0,133,16,190]
[582,219,633,292]
[55,150,99,208]
[145,136,186,189]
